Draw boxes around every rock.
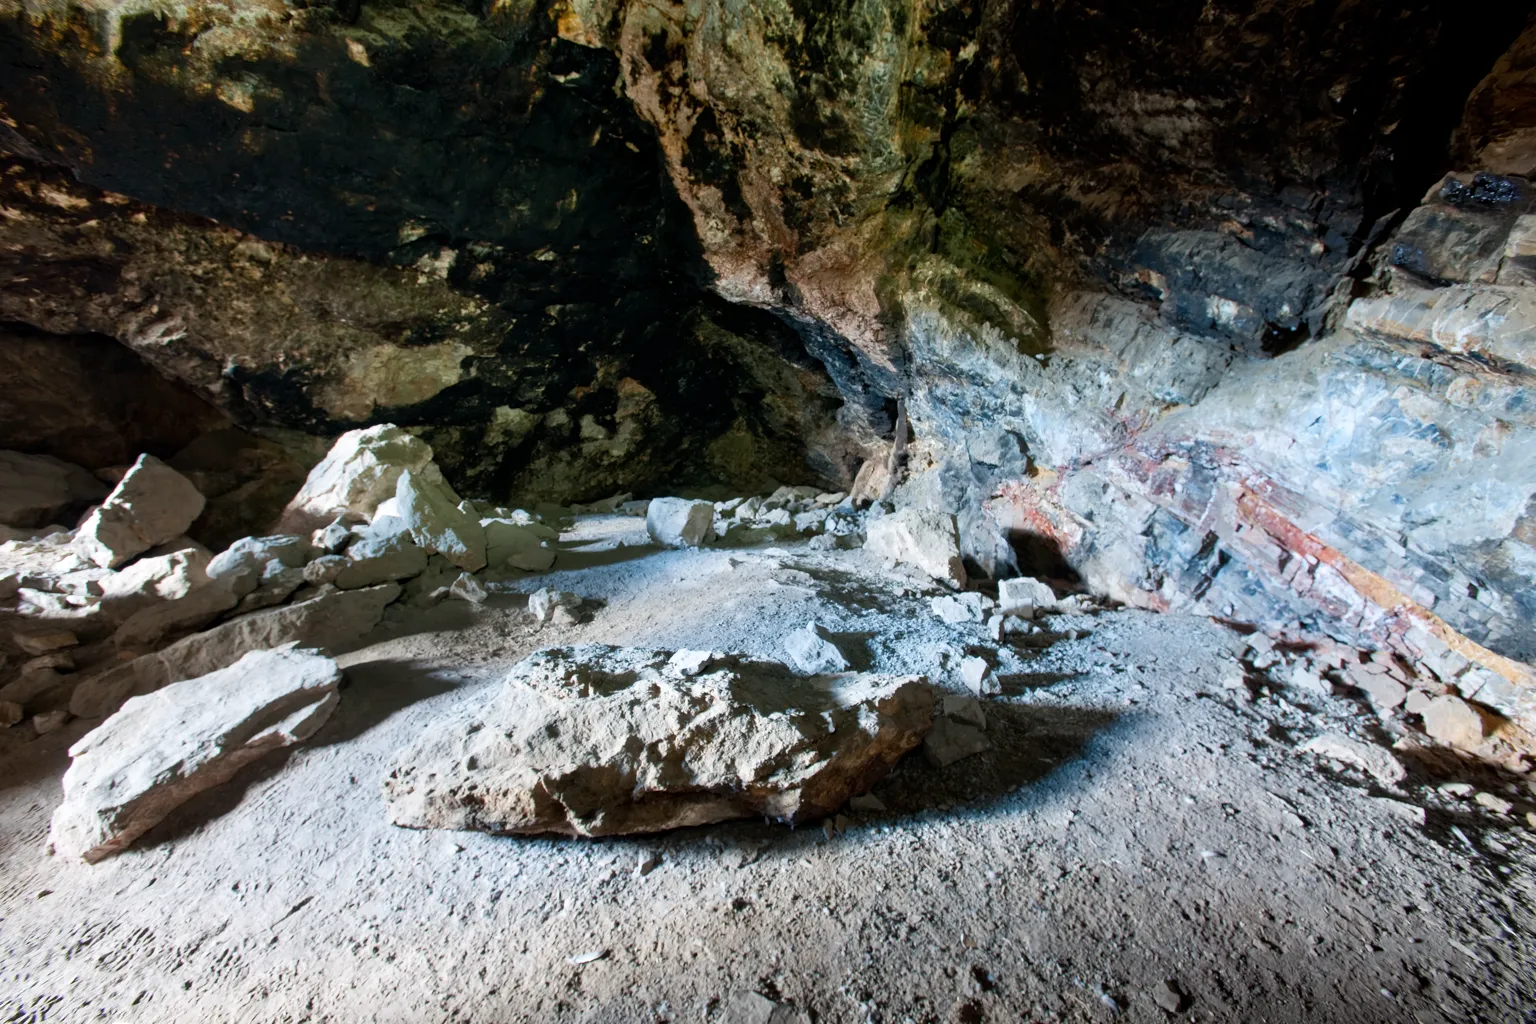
[111,581,240,649]
[959,656,997,697]
[335,519,429,589]
[997,576,1057,618]
[33,709,69,735]
[313,515,362,554]
[483,520,556,571]
[15,630,78,656]
[206,535,314,597]
[849,793,887,813]
[645,497,715,548]
[98,545,212,609]
[0,451,106,528]
[1421,695,1497,750]
[233,566,306,613]
[930,592,993,624]
[384,645,934,836]
[22,652,73,673]
[1353,671,1408,710]
[0,700,21,727]
[1475,791,1514,815]
[923,716,991,767]
[50,646,342,863]
[396,470,486,572]
[1404,689,1436,716]
[72,455,206,569]
[72,583,398,718]
[527,588,581,625]
[0,667,69,708]
[1286,662,1332,696]
[302,555,349,585]
[940,693,988,729]
[864,508,966,589]
[1299,732,1407,786]
[448,573,487,604]
[783,622,850,675]
[276,424,435,533]
[722,991,803,1024]
[1151,979,1188,1014]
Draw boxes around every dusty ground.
[2,516,1534,1023]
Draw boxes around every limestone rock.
[483,519,556,571]
[97,545,212,610]
[1422,695,1497,750]
[645,497,715,548]
[73,583,399,719]
[864,508,966,589]
[206,535,314,597]
[931,592,993,624]
[73,455,206,569]
[50,646,342,863]
[302,555,349,586]
[783,622,850,675]
[15,630,78,656]
[276,425,434,534]
[111,581,240,649]
[334,519,429,589]
[1299,732,1407,787]
[384,645,934,836]
[527,588,581,624]
[0,451,106,529]
[396,470,486,572]
[923,716,991,767]
[997,577,1057,618]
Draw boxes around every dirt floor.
[3,515,1534,1023]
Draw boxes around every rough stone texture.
[865,509,966,590]
[276,426,435,535]
[395,470,485,572]
[1421,694,1497,750]
[482,520,556,572]
[72,582,398,719]
[74,455,207,569]
[206,535,314,597]
[50,646,342,863]
[1299,732,1407,788]
[645,498,715,549]
[334,523,429,590]
[384,645,933,836]
[0,451,106,529]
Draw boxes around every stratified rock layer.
[384,645,934,836]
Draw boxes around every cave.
[1,0,1534,1019]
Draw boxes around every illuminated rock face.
[1,2,1534,719]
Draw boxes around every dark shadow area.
[781,562,892,613]
[550,542,660,571]
[994,669,1080,694]
[823,630,876,672]
[1007,529,1081,584]
[134,746,301,855]
[314,656,462,748]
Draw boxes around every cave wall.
[1,0,1534,717]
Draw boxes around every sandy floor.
[2,516,1533,1023]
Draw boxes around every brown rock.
[1421,695,1498,750]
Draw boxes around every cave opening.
[1,1,1534,1019]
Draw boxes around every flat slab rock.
[50,646,342,863]
[385,645,935,837]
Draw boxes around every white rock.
[396,470,486,572]
[645,497,715,548]
[50,646,343,862]
[276,424,435,533]
[527,588,581,624]
[483,520,556,571]
[0,451,106,528]
[930,592,993,624]
[72,455,205,569]
[206,535,313,597]
[334,519,429,589]
[33,709,70,735]
[98,544,212,610]
[723,990,805,1024]
[448,573,488,604]
[303,555,349,585]
[783,622,850,675]
[73,583,399,719]
[1299,732,1407,786]
[959,656,997,696]
[384,645,934,836]
[864,508,966,589]
[1422,695,1496,750]
[997,576,1056,618]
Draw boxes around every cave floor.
[2,515,1533,1023]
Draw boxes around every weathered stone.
[527,588,582,625]
[73,583,399,718]
[33,709,70,735]
[334,520,429,590]
[111,581,240,650]
[1353,671,1408,711]
[0,451,106,529]
[15,630,78,656]
[1299,732,1407,786]
[233,567,306,613]
[384,645,933,836]
[1422,695,1498,750]
[783,622,850,675]
[448,573,488,604]
[206,535,313,597]
[483,520,556,572]
[302,555,349,586]
[73,455,206,569]
[97,545,212,610]
[0,700,21,727]
[50,646,342,863]
[865,509,966,589]
[923,716,991,767]
[276,425,435,534]
[931,592,993,625]
[396,470,486,572]
[959,656,996,697]
[997,577,1058,619]
[645,497,715,548]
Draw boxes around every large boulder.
[864,508,967,589]
[97,543,213,610]
[73,455,206,569]
[205,534,314,597]
[645,497,714,548]
[0,451,106,528]
[384,645,934,837]
[396,470,485,572]
[50,646,342,863]
[73,583,399,718]
[275,425,434,535]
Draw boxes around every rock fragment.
[923,715,991,767]
[864,508,966,589]
[396,470,486,571]
[73,455,206,569]
[930,592,993,624]
[645,497,715,548]
[1151,979,1188,1014]
[50,646,342,863]
[15,630,78,656]
[483,519,556,571]
[527,588,582,624]
[384,645,933,836]
[0,700,22,727]
[1299,732,1407,786]
[276,424,435,533]
[0,451,106,528]
[1421,694,1497,750]
[335,520,429,589]
[206,535,313,597]
[783,622,850,675]
[959,656,997,696]
[997,576,1056,618]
